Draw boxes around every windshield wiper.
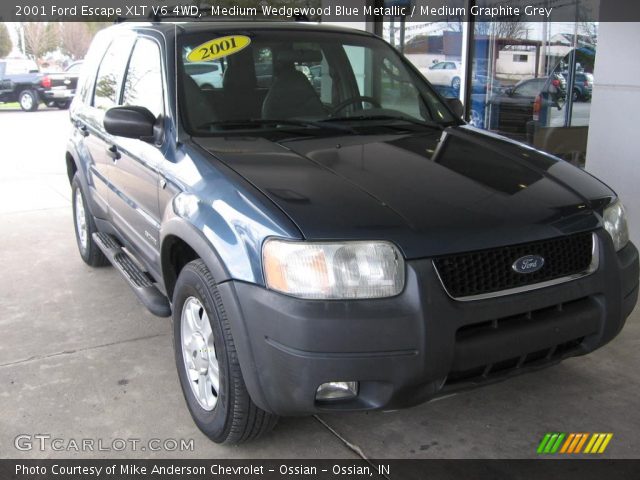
[198,118,356,134]
[321,114,445,131]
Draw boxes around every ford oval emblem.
[512,255,545,274]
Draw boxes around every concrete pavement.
[0,108,638,460]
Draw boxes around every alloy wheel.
[181,296,220,411]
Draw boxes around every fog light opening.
[315,381,359,402]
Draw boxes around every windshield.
[178,29,457,135]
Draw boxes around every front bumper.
[218,230,638,416]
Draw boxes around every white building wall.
[496,49,536,80]
[586,22,640,243]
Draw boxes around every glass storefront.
[380,17,598,168]
[469,22,597,167]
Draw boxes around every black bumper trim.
[265,337,418,359]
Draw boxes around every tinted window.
[122,38,164,118]
[93,36,135,111]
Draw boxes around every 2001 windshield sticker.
[186,35,251,62]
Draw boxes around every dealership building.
[331,1,639,241]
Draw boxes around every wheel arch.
[65,150,78,185]
[160,217,231,300]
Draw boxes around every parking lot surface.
[1,108,638,460]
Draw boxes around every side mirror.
[104,106,156,140]
[505,87,514,96]
[446,97,464,118]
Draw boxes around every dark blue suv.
[66,21,638,444]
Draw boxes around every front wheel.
[18,89,39,112]
[451,76,461,91]
[173,259,278,444]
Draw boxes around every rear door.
[107,35,166,269]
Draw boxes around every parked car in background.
[184,61,224,89]
[484,73,567,140]
[0,58,44,111]
[420,61,462,90]
[561,71,593,102]
[40,61,84,109]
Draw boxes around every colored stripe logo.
[537,433,613,454]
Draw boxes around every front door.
[107,36,166,270]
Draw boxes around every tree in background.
[22,22,57,60]
[444,20,529,40]
[0,23,12,58]
[59,23,92,60]
[475,21,530,40]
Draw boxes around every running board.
[93,232,171,317]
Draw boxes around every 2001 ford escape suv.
[66,21,639,444]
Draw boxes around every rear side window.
[93,36,135,111]
[122,37,165,118]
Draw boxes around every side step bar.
[93,232,171,317]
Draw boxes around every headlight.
[262,240,405,299]
[603,200,629,252]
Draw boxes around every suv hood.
[193,126,613,259]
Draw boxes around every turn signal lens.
[262,240,405,299]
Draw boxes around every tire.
[572,88,581,102]
[451,76,461,91]
[173,259,278,444]
[56,100,71,109]
[71,174,109,267]
[18,89,39,112]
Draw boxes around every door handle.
[106,145,121,161]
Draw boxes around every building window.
[513,54,529,63]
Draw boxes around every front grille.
[433,232,595,299]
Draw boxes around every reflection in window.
[470,22,598,167]
[93,36,135,111]
[386,25,463,99]
[122,38,164,118]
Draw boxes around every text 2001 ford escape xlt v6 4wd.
[66,21,638,444]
